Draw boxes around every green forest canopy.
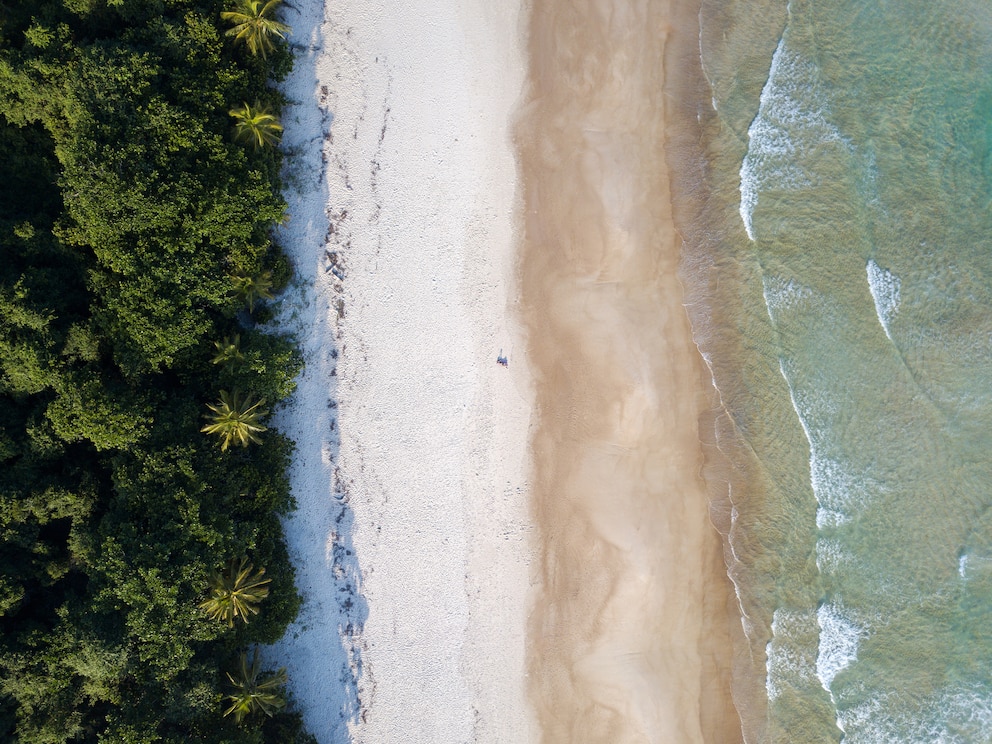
[0,0,314,741]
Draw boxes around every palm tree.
[223,647,287,723]
[229,102,283,149]
[212,335,244,369]
[229,270,275,312]
[220,0,291,58]
[200,556,271,626]
[201,390,268,451]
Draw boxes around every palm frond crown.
[229,102,283,149]
[224,647,287,723]
[212,334,244,369]
[229,270,275,312]
[199,556,271,626]
[220,0,290,58]
[201,390,268,451]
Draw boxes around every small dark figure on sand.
[496,349,508,367]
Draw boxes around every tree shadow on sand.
[264,1,368,741]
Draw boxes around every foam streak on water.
[739,32,847,241]
[814,602,863,697]
[866,259,900,341]
[765,608,819,703]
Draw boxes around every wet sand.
[516,0,743,741]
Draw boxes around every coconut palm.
[200,556,271,626]
[201,390,268,451]
[229,102,282,149]
[229,270,275,312]
[212,334,244,369]
[223,647,287,723]
[220,0,290,58]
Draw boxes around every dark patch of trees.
[0,1,314,741]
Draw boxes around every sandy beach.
[517,0,741,741]
[267,0,742,742]
[267,0,536,741]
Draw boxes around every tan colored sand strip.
[516,0,742,741]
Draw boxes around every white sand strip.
[267,1,536,742]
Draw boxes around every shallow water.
[676,0,992,740]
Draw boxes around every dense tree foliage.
[0,1,312,741]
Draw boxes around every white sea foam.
[816,601,864,693]
[838,681,992,743]
[778,359,825,447]
[956,550,992,581]
[816,507,850,528]
[776,358,868,731]
[761,274,813,322]
[815,537,850,574]
[777,361,836,517]
[811,455,878,523]
[765,607,818,702]
[866,259,901,340]
[776,356,882,532]
[940,685,992,740]
[739,36,847,240]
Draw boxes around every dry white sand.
[266,0,536,742]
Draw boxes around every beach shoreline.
[268,0,743,741]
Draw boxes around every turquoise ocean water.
[676,0,992,740]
